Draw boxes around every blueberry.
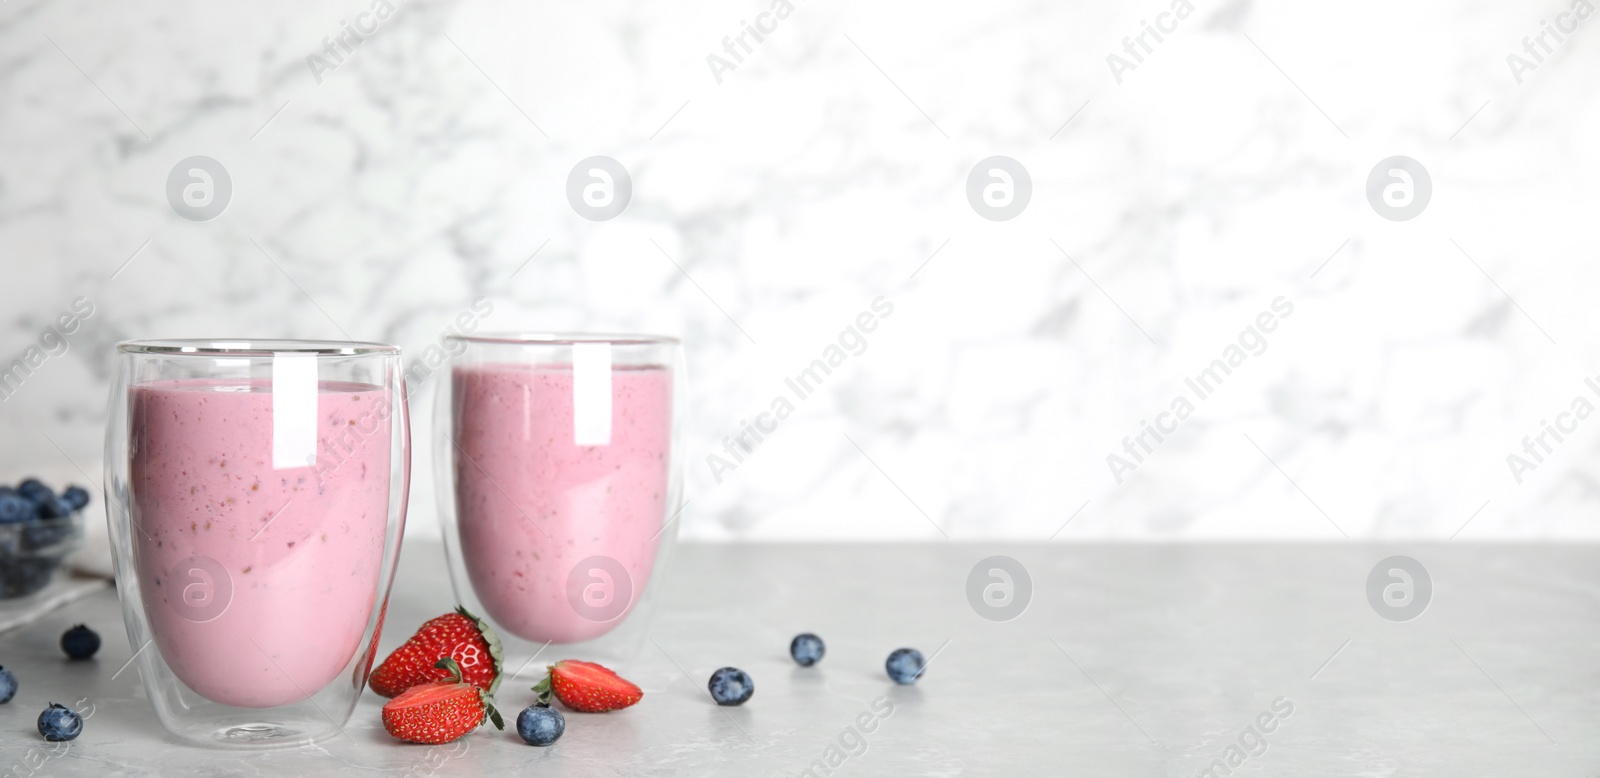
[516,704,564,746]
[0,666,16,703]
[61,625,100,660]
[37,497,75,520]
[790,633,825,667]
[17,479,53,507]
[61,486,89,511]
[21,523,68,551]
[37,703,82,741]
[0,493,32,524]
[708,667,753,706]
[885,648,925,685]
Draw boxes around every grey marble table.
[0,542,1595,777]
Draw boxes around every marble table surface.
[0,541,1595,777]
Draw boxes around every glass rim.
[115,339,399,357]
[445,332,681,346]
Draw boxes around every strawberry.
[533,659,643,713]
[382,658,503,744]
[370,606,502,698]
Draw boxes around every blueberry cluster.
[696,634,926,710]
[1,666,88,741]
[0,479,88,525]
[0,478,89,597]
[0,627,103,744]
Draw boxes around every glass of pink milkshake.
[434,334,683,669]
[104,340,410,747]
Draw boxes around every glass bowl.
[0,509,86,599]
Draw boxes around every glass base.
[219,724,298,744]
[170,719,341,749]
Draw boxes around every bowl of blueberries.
[0,479,89,599]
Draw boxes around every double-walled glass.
[434,334,683,669]
[104,340,410,747]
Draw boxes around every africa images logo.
[1106,297,1294,484]
[1504,0,1594,85]
[706,297,894,483]
[1502,375,1600,485]
[1105,0,1198,84]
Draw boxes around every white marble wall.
[2,0,1597,540]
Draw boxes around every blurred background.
[2,0,1598,542]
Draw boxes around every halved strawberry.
[533,659,643,713]
[370,606,502,698]
[382,658,503,744]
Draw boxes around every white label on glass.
[271,353,318,469]
[573,343,613,447]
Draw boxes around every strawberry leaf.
[434,656,464,683]
[530,674,554,708]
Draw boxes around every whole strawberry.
[382,658,503,744]
[370,606,502,698]
[533,660,643,713]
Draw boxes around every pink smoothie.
[130,379,391,708]
[452,363,672,643]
